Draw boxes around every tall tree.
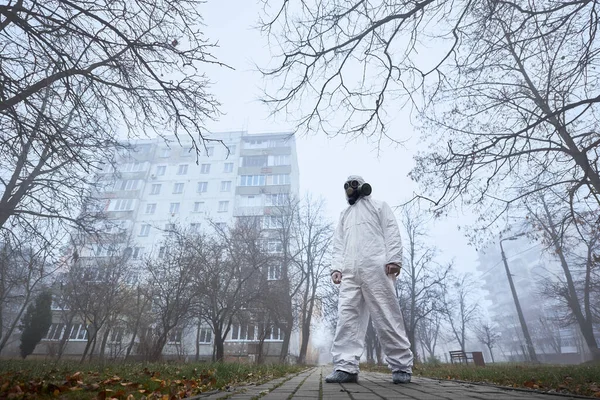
[1,0,225,244]
[261,0,600,226]
[19,290,52,358]
[60,233,136,361]
[475,321,501,363]
[194,219,270,362]
[526,195,600,360]
[0,229,58,354]
[292,195,333,364]
[440,273,480,351]
[141,230,199,361]
[396,206,451,360]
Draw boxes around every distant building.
[476,237,591,364]
[5,131,303,361]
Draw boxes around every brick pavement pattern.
[189,367,583,400]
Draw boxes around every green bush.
[19,291,52,358]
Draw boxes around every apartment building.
[21,131,302,361]
[476,238,590,363]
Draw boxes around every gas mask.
[344,177,372,205]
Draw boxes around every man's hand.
[386,263,401,276]
[331,271,342,284]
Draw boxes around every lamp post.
[500,234,539,363]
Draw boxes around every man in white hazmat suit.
[325,175,413,384]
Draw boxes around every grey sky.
[199,1,479,274]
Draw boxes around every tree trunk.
[542,202,600,360]
[279,324,291,364]
[0,293,31,353]
[487,345,495,363]
[150,331,169,362]
[195,321,201,362]
[99,328,110,360]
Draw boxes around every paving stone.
[193,366,583,400]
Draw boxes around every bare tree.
[475,321,501,363]
[0,0,223,141]
[61,233,136,361]
[1,0,227,250]
[194,219,270,362]
[291,195,333,364]
[364,317,383,365]
[261,1,600,227]
[264,196,301,363]
[396,206,451,361]
[525,195,600,360]
[440,273,480,351]
[0,229,60,354]
[417,312,444,363]
[141,230,199,361]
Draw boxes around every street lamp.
[500,233,539,363]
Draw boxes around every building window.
[267,240,283,254]
[44,323,89,341]
[220,181,232,192]
[169,203,180,214]
[201,163,211,174]
[207,147,214,157]
[198,328,212,344]
[242,155,268,167]
[132,247,144,259]
[230,323,256,341]
[181,148,192,157]
[223,163,234,173]
[156,165,166,176]
[268,139,284,148]
[116,179,139,191]
[263,215,279,229]
[242,195,262,207]
[70,324,89,341]
[197,182,208,193]
[165,223,176,233]
[215,222,227,230]
[177,164,188,175]
[265,326,283,341]
[268,265,282,280]
[218,201,229,212]
[268,174,290,185]
[43,323,65,340]
[109,328,124,343]
[160,148,171,158]
[120,161,146,172]
[190,223,201,232]
[112,198,134,211]
[266,193,288,206]
[173,182,184,194]
[150,184,161,195]
[145,203,156,214]
[168,329,183,344]
[272,154,290,166]
[240,175,266,186]
[139,224,151,236]
[193,201,205,213]
[158,247,166,258]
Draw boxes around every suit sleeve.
[331,212,345,274]
[380,201,403,266]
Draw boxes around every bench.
[449,350,485,366]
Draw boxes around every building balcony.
[233,206,265,217]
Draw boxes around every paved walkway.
[190,367,586,399]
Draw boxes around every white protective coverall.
[330,191,414,374]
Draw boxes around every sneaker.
[325,370,358,383]
[392,371,411,384]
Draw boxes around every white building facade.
[20,131,302,361]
